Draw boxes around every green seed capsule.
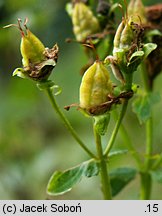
[21,29,45,68]
[11,19,59,81]
[79,61,113,115]
[112,16,144,71]
[112,19,133,72]
[127,0,147,25]
[72,2,100,41]
[113,19,134,54]
[113,20,125,53]
[119,20,134,50]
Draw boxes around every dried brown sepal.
[85,90,133,116]
[22,44,59,81]
[64,103,79,111]
[44,44,59,62]
[65,90,133,116]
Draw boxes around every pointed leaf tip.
[143,43,157,59]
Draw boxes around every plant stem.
[104,99,128,155]
[112,111,142,167]
[104,73,133,156]
[141,63,153,166]
[145,117,153,170]
[45,87,96,159]
[140,172,152,200]
[94,125,112,200]
[139,114,153,200]
[142,64,153,169]
[139,63,153,200]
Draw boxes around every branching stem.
[104,99,128,156]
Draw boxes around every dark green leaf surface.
[132,92,160,124]
[142,43,157,59]
[47,160,99,195]
[146,29,162,42]
[110,167,137,197]
[132,94,151,124]
[129,50,144,64]
[151,168,162,184]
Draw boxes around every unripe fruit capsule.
[9,19,59,81]
[79,61,113,115]
[21,29,45,67]
[127,0,147,24]
[72,2,100,41]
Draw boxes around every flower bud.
[72,2,100,41]
[79,61,113,115]
[11,19,59,81]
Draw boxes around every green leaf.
[47,160,99,196]
[151,168,162,184]
[147,29,162,37]
[110,167,137,197]
[132,92,160,124]
[127,51,144,69]
[142,43,157,59]
[127,51,144,72]
[128,51,144,65]
[84,160,99,177]
[94,113,110,136]
[146,29,162,42]
[132,94,151,124]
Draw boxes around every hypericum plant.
[6,0,162,199]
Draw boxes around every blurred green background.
[0,0,162,200]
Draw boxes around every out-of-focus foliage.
[0,0,162,199]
